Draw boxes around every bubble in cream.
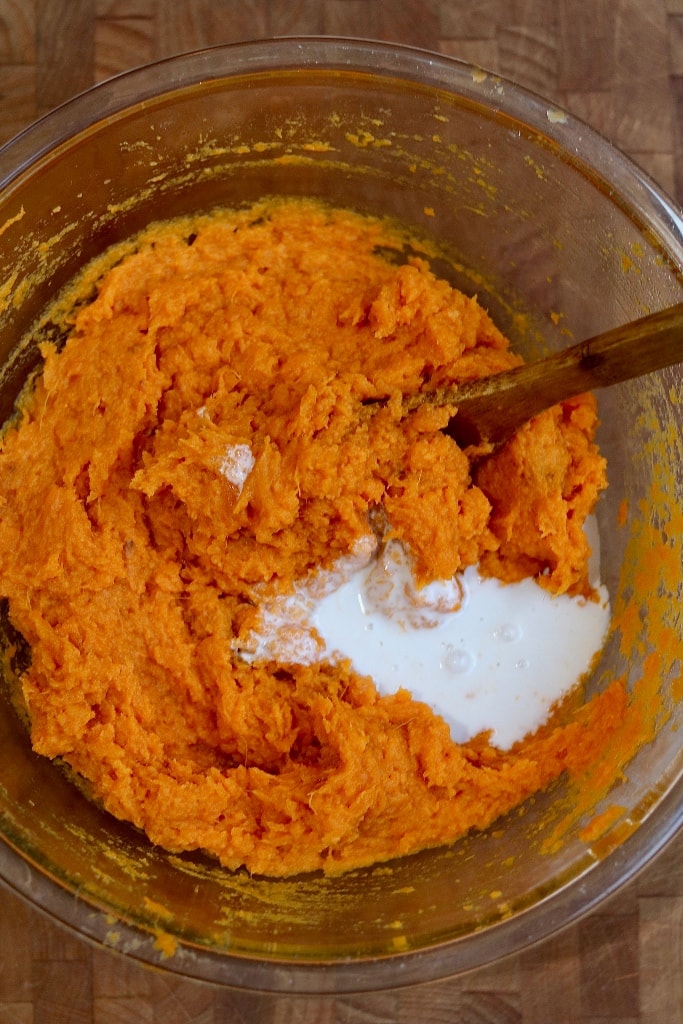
[494,623,522,643]
[443,646,475,675]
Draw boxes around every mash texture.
[0,200,619,876]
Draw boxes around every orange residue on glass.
[579,804,626,843]
[544,417,680,856]
[153,930,178,958]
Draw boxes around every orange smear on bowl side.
[541,415,682,857]
[579,804,628,844]
[0,198,627,877]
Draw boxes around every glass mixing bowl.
[0,38,681,993]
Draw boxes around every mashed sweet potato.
[0,199,621,876]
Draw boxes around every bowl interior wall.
[0,60,681,989]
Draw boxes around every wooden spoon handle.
[410,302,683,448]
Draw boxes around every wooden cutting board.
[0,2,681,1021]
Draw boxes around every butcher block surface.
[0,2,681,1022]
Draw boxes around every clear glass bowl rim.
[0,36,681,994]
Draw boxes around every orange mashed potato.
[0,199,621,877]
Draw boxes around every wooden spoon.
[402,302,683,450]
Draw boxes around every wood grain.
[0,2,681,1022]
[0,0,678,204]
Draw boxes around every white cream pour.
[237,525,610,750]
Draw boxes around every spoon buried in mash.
[401,302,683,450]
